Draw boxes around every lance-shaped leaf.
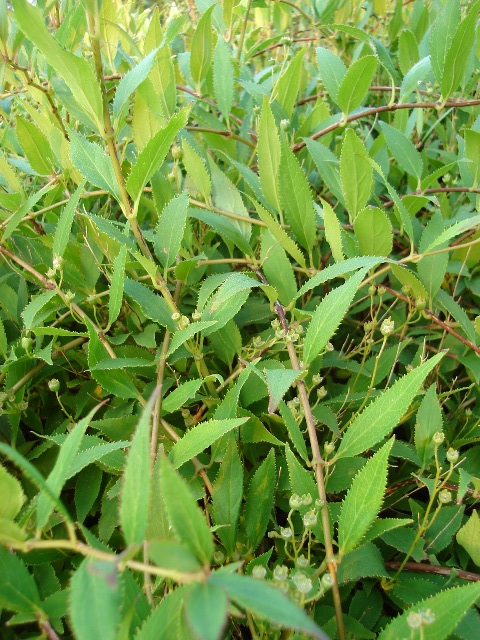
[377,581,480,640]
[209,573,330,640]
[303,268,368,365]
[316,46,346,103]
[154,191,189,268]
[12,0,103,131]
[185,581,228,640]
[113,47,159,122]
[258,97,282,212]
[354,207,393,257]
[337,352,444,459]
[126,107,189,204]
[108,246,127,327]
[160,456,213,565]
[0,546,40,614]
[169,417,248,469]
[37,403,102,531]
[243,449,276,552]
[213,37,234,121]
[340,128,373,222]
[380,122,423,183]
[414,384,442,471]
[321,198,344,262]
[53,180,85,260]
[182,138,211,202]
[190,5,216,88]
[69,559,121,640]
[69,130,121,201]
[338,439,393,557]
[16,117,55,175]
[274,48,305,117]
[278,137,316,250]
[119,392,157,546]
[265,368,302,414]
[212,440,244,555]
[337,55,377,115]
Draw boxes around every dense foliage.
[1,0,480,638]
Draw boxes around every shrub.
[0,1,479,639]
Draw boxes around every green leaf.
[69,130,121,201]
[464,129,480,187]
[135,586,192,640]
[212,440,244,555]
[278,136,316,250]
[0,464,25,520]
[243,449,276,551]
[108,246,127,327]
[429,0,460,88]
[209,573,329,640]
[182,139,212,202]
[337,55,377,115]
[210,160,251,241]
[380,122,423,183]
[337,542,390,583]
[162,378,215,415]
[3,182,55,241]
[264,367,301,414]
[417,210,448,298]
[253,200,306,267]
[169,417,248,469]
[185,581,228,640]
[377,582,480,640]
[440,1,480,102]
[435,288,477,344]
[87,323,139,400]
[0,443,73,527]
[22,290,59,330]
[414,384,442,471]
[124,278,176,331]
[213,38,234,121]
[189,208,253,256]
[303,268,368,365]
[456,510,480,566]
[12,0,103,131]
[316,46,346,103]
[190,5,216,88]
[390,264,428,300]
[167,321,217,358]
[422,215,480,253]
[274,48,304,117]
[280,403,309,463]
[260,229,297,305]
[398,29,419,74]
[91,358,154,371]
[340,128,373,222]
[258,97,282,212]
[148,540,202,575]
[160,455,213,565]
[0,546,40,614]
[126,107,189,204]
[338,439,394,557]
[53,180,86,260]
[36,404,101,531]
[15,117,55,175]
[113,47,159,122]
[120,393,156,546]
[305,138,345,206]
[354,207,393,257]
[400,56,432,102]
[321,198,344,262]
[296,256,384,300]
[285,443,317,499]
[154,191,189,268]
[69,559,121,640]
[337,352,444,459]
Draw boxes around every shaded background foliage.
[0,0,480,638]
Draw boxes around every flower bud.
[317,386,327,399]
[192,310,201,321]
[368,284,377,296]
[446,448,459,463]
[321,573,334,590]
[21,336,32,351]
[289,494,302,510]
[303,509,318,528]
[53,255,64,271]
[407,612,423,629]
[213,550,225,564]
[415,296,426,310]
[377,286,386,296]
[296,555,308,568]
[48,378,60,393]
[324,442,335,456]
[433,431,445,445]
[273,565,289,581]
[280,119,290,131]
[380,317,395,336]
[171,144,182,160]
[280,527,293,539]
[438,489,452,504]
[300,493,312,506]
[252,565,267,579]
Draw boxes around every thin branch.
[383,187,480,208]
[385,561,480,582]
[292,99,480,153]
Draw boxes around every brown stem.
[292,99,480,153]
[37,616,61,640]
[383,187,480,208]
[380,285,480,356]
[186,125,256,147]
[385,561,480,582]
[255,271,345,640]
